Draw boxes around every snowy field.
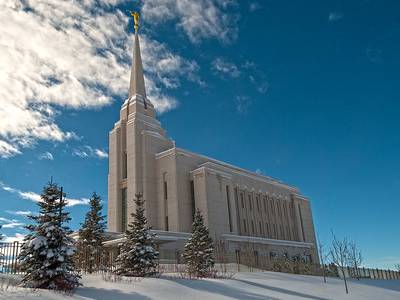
[1,271,400,300]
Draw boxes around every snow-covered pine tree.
[114,193,158,277]
[18,182,80,290]
[77,192,106,273]
[183,209,215,278]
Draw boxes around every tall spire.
[128,12,146,98]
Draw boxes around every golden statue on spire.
[130,11,140,33]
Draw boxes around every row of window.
[241,218,293,240]
[235,188,297,241]
[239,192,292,221]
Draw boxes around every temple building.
[107,18,319,263]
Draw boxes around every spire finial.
[130,11,140,33]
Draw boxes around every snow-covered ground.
[1,271,400,300]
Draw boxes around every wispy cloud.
[0,181,89,207]
[249,2,261,12]
[141,0,238,43]
[235,96,252,114]
[249,75,269,94]
[0,0,202,158]
[243,61,269,94]
[328,12,343,22]
[3,233,25,243]
[2,222,25,229]
[0,140,21,158]
[6,210,33,216]
[0,216,24,229]
[72,145,108,159]
[212,58,241,78]
[38,151,54,160]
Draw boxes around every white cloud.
[3,233,25,243]
[0,181,89,207]
[249,75,269,94]
[73,145,108,159]
[2,222,25,229]
[141,0,238,43]
[38,151,54,160]
[212,58,240,78]
[94,149,108,159]
[66,198,90,207]
[6,210,33,216]
[0,216,24,229]
[235,95,252,114]
[0,217,15,223]
[0,0,201,158]
[328,12,343,22]
[0,140,21,158]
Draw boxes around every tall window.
[164,181,168,200]
[248,194,252,210]
[243,219,247,233]
[164,174,169,231]
[264,197,267,214]
[241,193,244,208]
[256,196,260,211]
[298,204,306,241]
[259,221,263,235]
[234,187,241,234]
[190,180,195,221]
[121,188,127,231]
[122,150,127,179]
[277,202,282,217]
[226,185,232,232]
[284,202,288,220]
[251,221,255,234]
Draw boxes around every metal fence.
[339,265,400,280]
[1,241,399,280]
[0,242,22,274]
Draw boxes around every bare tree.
[317,235,328,283]
[330,232,350,294]
[348,241,362,280]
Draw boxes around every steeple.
[128,12,146,99]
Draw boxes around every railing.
[0,242,22,274]
[1,241,399,280]
[339,266,400,280]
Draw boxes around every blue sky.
[1,0,399,269]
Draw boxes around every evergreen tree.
[183,209,215,278]
[18,182,80,290]
[114,193,158,277]
[77,192,106,273]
